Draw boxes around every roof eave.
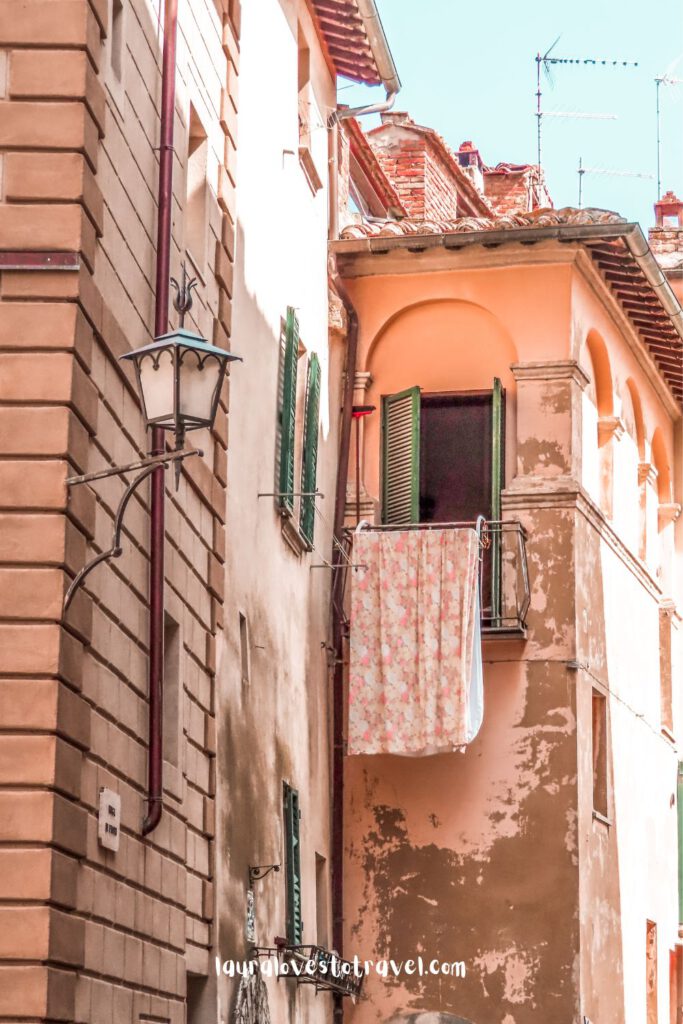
[331,220,683,406]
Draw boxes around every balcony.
[252,941,364,999]
[341,518,530,640]
[481,520,530,638]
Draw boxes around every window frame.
[283,782,303,945]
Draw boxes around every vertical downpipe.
[329,262,359,1023]
[142,0,178,836]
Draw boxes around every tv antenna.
[577,157,654,208]
[535,40,638,171]
[655,71,683,199]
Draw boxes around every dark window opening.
[381,384,505,621]
[592,689,608,818]
[283,782,303,945]
[419,392,494,524]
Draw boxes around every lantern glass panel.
[178,350,223,425]
[138,348,175,425]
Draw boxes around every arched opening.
[651,428,672,505]
[624,379,645,459]
[615,379,645,556]
[651,427,674,589]
[580,330,614,516]
[362,298,519,512]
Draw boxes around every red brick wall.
[0,0,240,1019]
[372,134,461,221]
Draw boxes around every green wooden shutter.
[299,353,321,547]
[283,783,303,944]
[490,377,505,623]
[278,307,299,514]
[381,386,421,524]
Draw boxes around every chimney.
[368,118,461,220]
[649,191,683,292]
[654,190,683,228]
[379,111,415,128]
[457,141,484,194]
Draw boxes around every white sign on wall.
[98,788,121,852]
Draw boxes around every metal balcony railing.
[480,520,530,638]
[252,941,364,999]
[341,518,530,639]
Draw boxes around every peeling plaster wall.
[575,512,679,1024]
[339,250,681,1024]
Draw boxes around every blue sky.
[341,0,683,230]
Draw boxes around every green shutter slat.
[283,783,303,945]
[490,377,505,625]
[300,353,321,547]
[278,308,299,515]
[381,386,421,525]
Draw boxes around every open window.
[381,381,505,619]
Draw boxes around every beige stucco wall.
[215,1,340,1022]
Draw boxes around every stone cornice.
[511,359,590,390]
[502,478,665,603]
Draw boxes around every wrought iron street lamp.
[63,268,241,613]
[121,326,240,453]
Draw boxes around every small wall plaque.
[98,788,121,852]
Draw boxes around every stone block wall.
[0,0,240,1019]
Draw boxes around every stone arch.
[651,428,672,504]
[365,297,519,382]
[623,378,645,459]
[579,330,614,515]
[581,329,614,420]
[612,377,646,556]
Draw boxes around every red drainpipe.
[329,262,359,1022]
[142,0,178,836]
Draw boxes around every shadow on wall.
[387,1014,474,1024]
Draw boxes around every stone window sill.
[281,513,309,557]
[592,809,611,828]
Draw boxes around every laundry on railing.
[347,523,484,757]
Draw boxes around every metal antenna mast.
[535,45,638,173]
[577,157,653,208]
[655,73,683,199]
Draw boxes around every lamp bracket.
[248,863,280,885]
[170,261,198,328]
[67,447,202,487]
[63,448,200,613]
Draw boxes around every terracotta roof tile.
[339,206,624,239]
[310,0,384,85]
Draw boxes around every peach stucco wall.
[339,245,682,1023]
